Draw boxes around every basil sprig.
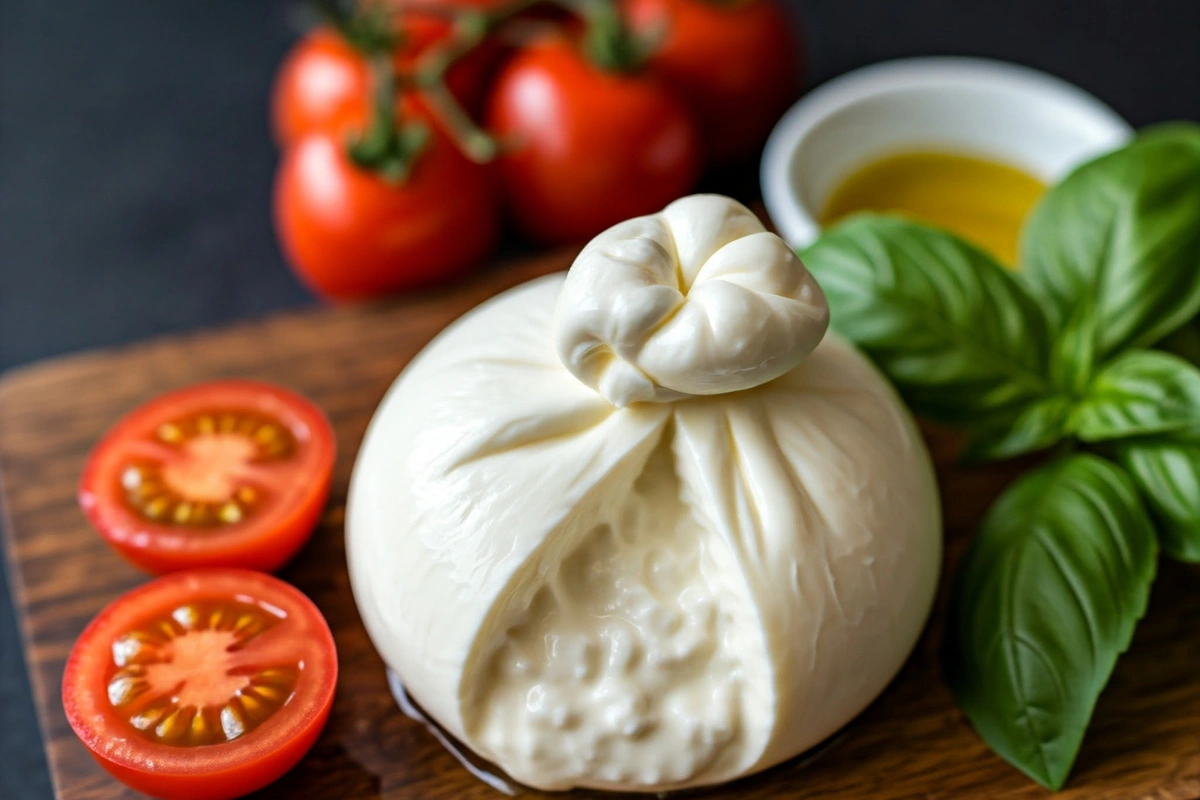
[801,122,1200,790]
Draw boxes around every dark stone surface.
[1,1,1197,797]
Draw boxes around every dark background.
[2,1,1198,796]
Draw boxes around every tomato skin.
[271,30,369,147]
[62,570,337,800]
[271,16,498,147]
[625,0,802,164]
[79,381,336,574]
[274,129,499,299]
[92,724,328,800]
[486,35,701,244]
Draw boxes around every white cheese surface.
[555,195,829,406]
[347,196,941,792]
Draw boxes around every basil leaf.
[966,301,1096,461]
[802,215,1056,430]
[1047,298,1096,394]
[1020,124,1200,360]
[964,395,1073,461]
[944,454,1157,789]
[1116,431,1200,562]
[1069,350,1200,441]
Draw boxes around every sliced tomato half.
[63,570,338,800]
[80,380,336,573]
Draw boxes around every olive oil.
[819,151,1046,266]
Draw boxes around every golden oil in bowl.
[819,151,1046,266]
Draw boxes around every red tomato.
[271,13,497,147]
[271,30,368,147]
[79,381,335,574]
[375,0,508,12]
[624,0,802,164]
[486,35,701,244]
[274,127,498,299]
[63,570,337,800]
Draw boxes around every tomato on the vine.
[624,0,802,164]
[486,34,701,244]
[272,30,367,147]
[274,126,499,299]
[79,380,335,574]
[63,569,337,800]
[398,1,507,111]
[271,10,497,147]
[375,0,509,12]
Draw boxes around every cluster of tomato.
[65,381,339,800]
[271,0,802,299]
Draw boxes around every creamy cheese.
[471,433,771,790]
[347,196,941,792]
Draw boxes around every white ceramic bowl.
[761,57,1134,248]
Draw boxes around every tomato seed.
[220,704,246,740]
[157,423,184,443]
[105,600,299,747]
[121,408,295,528]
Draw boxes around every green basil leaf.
[944,453,1157,789]
[1116,431,1200,562]
[1069,350,1200,441]
[1019,123,1200,360]
[802,214,1056,429]
[963,395,1073,461]
[1047,298,1097,394]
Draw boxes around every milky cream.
[347,195,941,792]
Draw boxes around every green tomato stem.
[312,0,398,55]
[346,52,429,184]
[562,0,663,73]
[417,81,499,163]
[315,0,662,175]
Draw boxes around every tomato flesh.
[121,409,295,527]
[107,599,299,747]
[80,381,336,573]
[63,570,337,800]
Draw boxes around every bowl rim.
[760,55,1134,248]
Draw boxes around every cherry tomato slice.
[80,381,336,573]
[63,570,338,800]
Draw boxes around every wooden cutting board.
[3,248,1200,800]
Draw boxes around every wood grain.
[2,248,1200,800]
